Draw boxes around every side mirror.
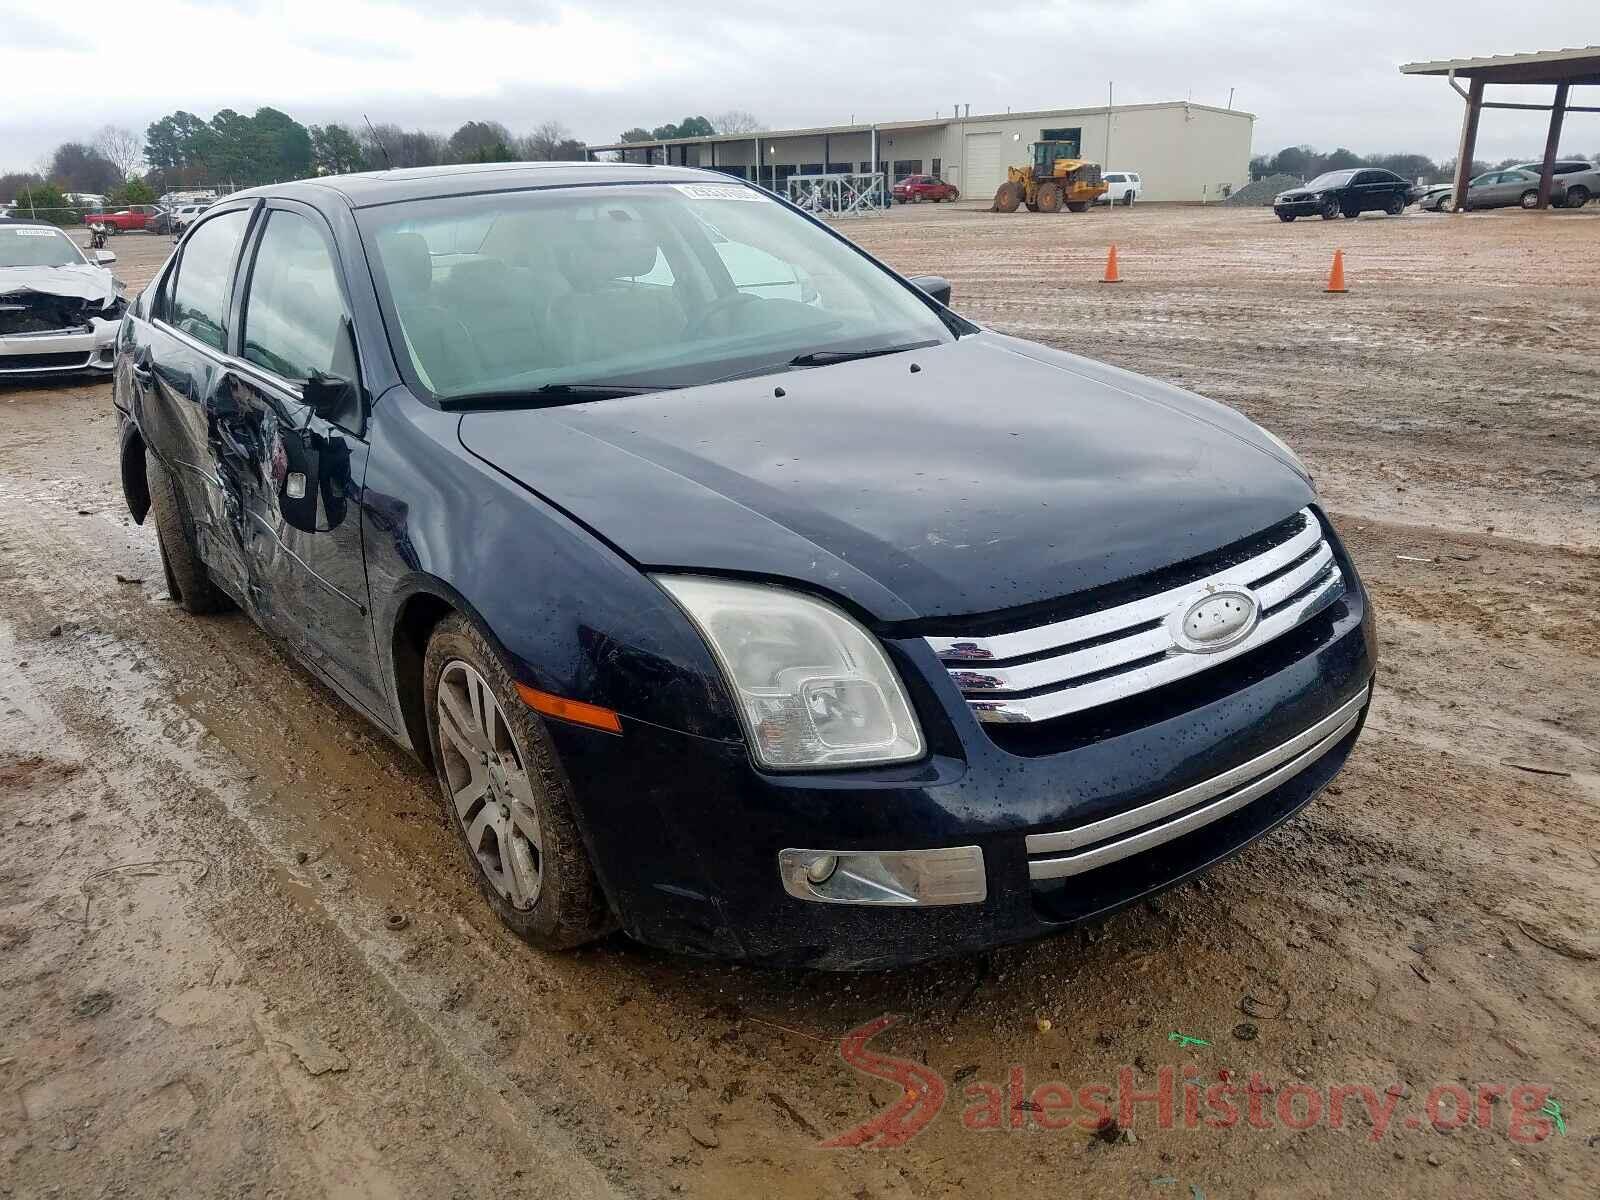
[909,275,953,306]
[301,316,363,424]
[95,249,117,265]
[302,370,358,423]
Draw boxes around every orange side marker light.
[515,683,623,734]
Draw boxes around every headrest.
[380,231,433,300]
[560,212,659,288]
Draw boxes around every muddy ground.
[2,208,1597,1199]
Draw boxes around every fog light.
[778,846,986,906]
[804,853,838,884]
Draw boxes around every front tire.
[146,452,225,614]
[1278,212,1296,222]
[1520,189,1540,209]
[423,615,612,951]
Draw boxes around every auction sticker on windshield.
[673,183,769,202]
[9,228,58,236]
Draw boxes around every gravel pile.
[1221,174,1302,206]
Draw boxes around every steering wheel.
[687,291,761,337]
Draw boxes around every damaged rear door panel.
[134,204,256,600]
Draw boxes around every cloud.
[1,2,1595,172]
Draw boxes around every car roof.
[229,161,730,212]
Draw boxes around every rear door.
[223,200,383,713]
[134,203,257,599]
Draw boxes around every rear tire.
[1278,212,1296,222]
[424,615,613,951]
[1385,195,1405,216]
[1037,183,1062,213]
[1320,199,1340,220]
[1066,201,1088,213]
[1566,185,1590,208]
[146,452,225,615]
[1121,191,1134,206]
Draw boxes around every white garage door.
[963,132,1009,198]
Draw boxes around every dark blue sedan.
[113,162,1376,969]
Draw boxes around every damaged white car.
[0,220,126,379]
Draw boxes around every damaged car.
[1,220,126,379]
[113,162,1375,969]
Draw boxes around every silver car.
[1513,160,1597,208]
[0,221,125,379]
[1462,168,1567,211]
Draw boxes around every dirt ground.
[2,207,1597,1200]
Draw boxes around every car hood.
[0,262,121,306]
[456,334,1315,622]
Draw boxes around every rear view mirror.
[909,275,952,306]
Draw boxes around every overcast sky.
[2,2,1595,172]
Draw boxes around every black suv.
[1274,169,1412,221]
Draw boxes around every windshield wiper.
[787,339,939,368]
[444,381,678,408]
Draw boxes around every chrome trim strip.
[929,508,1320,663]
[1255,541,1335,611]
[1027,697,1365,880]
[968,566,1345,724]
[1025,684,1370,857]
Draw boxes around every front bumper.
[548,537,1378,969]
[1274,198,1322,216]
[0,317,118,377]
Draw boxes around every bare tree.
[523,120,574,161]
[712,110,763,134]
[95,125,145,181]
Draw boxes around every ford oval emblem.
[1171,588,1258,653]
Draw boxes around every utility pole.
[1105,82,1114,169]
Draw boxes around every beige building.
[585,102,1255,203]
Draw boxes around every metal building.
[584,102,1255,203]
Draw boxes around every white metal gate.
[963,132,1009,199]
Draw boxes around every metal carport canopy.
[1400,46,1600,211]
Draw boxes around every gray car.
[1462,168,1567,211]
[1513,160,1597,208]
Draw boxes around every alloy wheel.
[436,660,543,909]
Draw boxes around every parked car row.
[1275,160,1596,221]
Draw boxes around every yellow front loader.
[991,142,1109,213]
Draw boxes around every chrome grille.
[927,508,1345,725]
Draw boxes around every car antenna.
[363,115,394,171]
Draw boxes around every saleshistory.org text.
[821,1016,1561,1150]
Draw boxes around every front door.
[221,201,384,717]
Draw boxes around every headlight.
[1258,426,1313,484]
[656,576,925,770]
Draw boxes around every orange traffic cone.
[1101,244,1121,284]
[1324,248,1348,293]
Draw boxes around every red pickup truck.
[892,175,960,204]
[84,205,166,234]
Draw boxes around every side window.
[169,210,248,350]
[241,210,350,386]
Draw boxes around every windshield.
[0,225,86,268]
[359,182,957,402]
[1304,171,1357,190]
